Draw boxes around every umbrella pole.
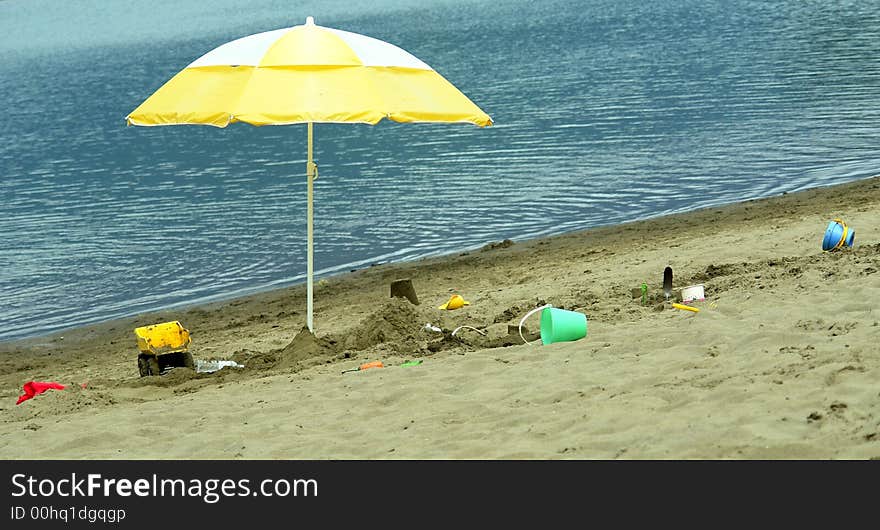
[306,122,315,332]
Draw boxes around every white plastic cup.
[681,284,705,302]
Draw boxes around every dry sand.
[1,176,879,459]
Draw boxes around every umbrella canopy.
[126,16,492,332]
[126,16,492,127]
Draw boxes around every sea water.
[1,0,879,340]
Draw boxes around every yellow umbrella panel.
[126,16,492,331]
[127,17,492,127]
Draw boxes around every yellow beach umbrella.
[126,16,492,332]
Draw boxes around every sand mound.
[336,297,552,355]
[231,349,278,371]
[220,332,340,374]
[342,298,443,355]
[274,327,339,370]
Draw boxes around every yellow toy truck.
[134,321,195,376]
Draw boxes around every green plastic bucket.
[540,307,587,345]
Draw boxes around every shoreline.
[2,175,879,459]
[2,177,871,345]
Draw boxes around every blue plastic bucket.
[822,219,855,251]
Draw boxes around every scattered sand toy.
[672,303,700,313]
[680,284,705,302]
[134,321,195,377]
[518,304,588,345]
[451,325,487,337]
[630,283,649,305]
[400,360,423,367]
[822,218,855,251]
[438,294,470,310]
[663,266,673,302]
[16,381,66,405]
[341,360,384,374]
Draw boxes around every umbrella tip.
[305,16,315,25]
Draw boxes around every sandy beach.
[1,176,879,460]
